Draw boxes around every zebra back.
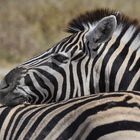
[0,91,140,140]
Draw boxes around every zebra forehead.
[66,8,140,33]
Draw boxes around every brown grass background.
[0,0,139,68]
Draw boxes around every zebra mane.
[66,9,139,33]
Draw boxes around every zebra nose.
[0,79,8,89]
[0,81,16,105]
[0,83,31,106]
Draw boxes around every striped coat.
[0,91,140,140]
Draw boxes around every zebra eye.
[52,54,69,63]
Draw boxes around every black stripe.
[110,29,139,91]
[23,94,94,140]
[71,45,79,57]
[55,35,73,53]
[45,62,67,101]
[24,74,40,103]
[60,34,77,52]
[25,74,44,104]
[86,121,140,140]
[33,72,52,103]
[58,95,139,139]
[76,88,79,97]
[133,77,140,91]
[23,50,53,66]
[76,55,87,96]
[65,32,83,52]
[23,38,65,66]
[71,34,87,98]
[82,34,91,77]
[119,50,139,90]
[99,25,129,92]
[90,41,109,94]
[3,106,30,140]
[35,94,124,139]
[13,106,48,140]
[50,43,60,53]
[26,56,51,67]
[0,107,12,130]
[36,68,58,102]
[69,63,75,98]
[71,51,85,61]
[18,86,33,103]
[85,57,90,77]
[130,54,140,71]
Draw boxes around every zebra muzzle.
[0,66,29,106]
[0,87,28,106]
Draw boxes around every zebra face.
[0,13,117,105]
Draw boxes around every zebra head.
[1,9,139,106]
[0,11,117,105]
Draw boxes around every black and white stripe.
[0,9,139,105]
[0,91,140,140]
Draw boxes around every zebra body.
[0,9,140,105]
[0,91,140,140]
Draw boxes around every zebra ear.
[86,15,117,44]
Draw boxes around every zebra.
[0,9,139,105]
[0,91,140,140]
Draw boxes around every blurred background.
[0,0,140,78]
